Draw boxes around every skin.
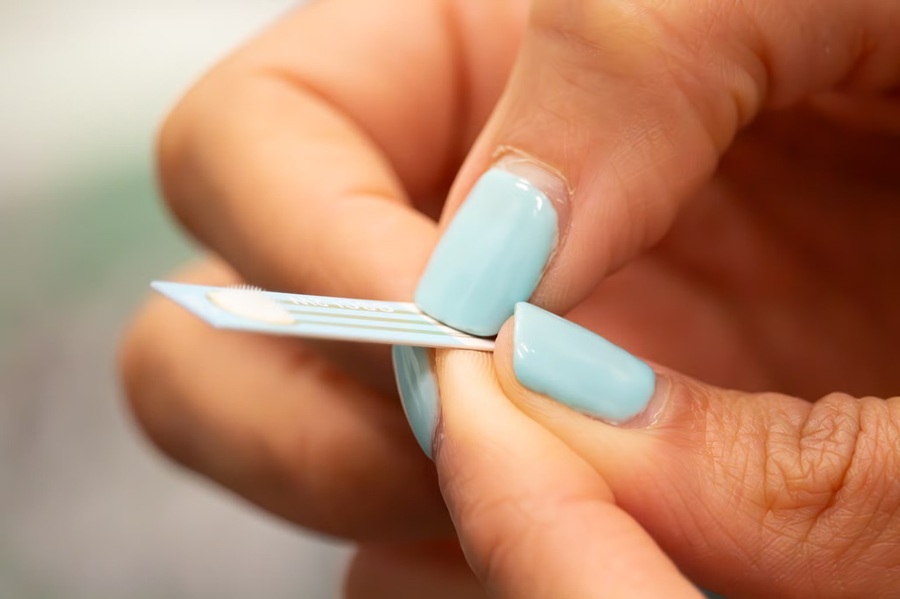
[120,0,900,596]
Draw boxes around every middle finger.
[121,261,451,539]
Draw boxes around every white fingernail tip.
[207,288,295,325]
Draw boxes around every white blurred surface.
[0,1,353,598]
[0,0,292,204]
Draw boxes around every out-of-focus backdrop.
[0,1,350,597]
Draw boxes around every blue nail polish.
[512,303,655,422]
[415,168,558,336]
[392,345,439,459]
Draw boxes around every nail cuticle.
[613,373,668,429]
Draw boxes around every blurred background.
[0,1,351,597]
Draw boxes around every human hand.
[386,299,900,597]
[385,0,900,595]
[395,347,705,599]
[121,0,530,541]
[121,0,900,596]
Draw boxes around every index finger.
[159,0,527,300]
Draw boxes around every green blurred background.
[0,2,348,597]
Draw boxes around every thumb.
[405,346,703,599]
[414,0,900,335]
[493,303,900,597]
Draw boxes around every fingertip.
[494,303,662,428]
[434,345,702,599]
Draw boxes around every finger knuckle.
[532,0,764,146]
[761,393,900,560]
[763,393,860,514]
[808,395,900,533]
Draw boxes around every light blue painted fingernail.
[415,165,561,336]
[512,303,655,422]
[392,345,439,459]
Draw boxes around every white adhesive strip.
[151,281,496,351]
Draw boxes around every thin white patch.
[207,289,295,326]
[153,281,496,351]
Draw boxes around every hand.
[386,306,900,597]
[120,0,900,596]
[349,347,705,599]
[121,0,529,539]
[439,348,708,598]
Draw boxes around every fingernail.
[415,157,566,336]
[392,345,439,459]
[512,303,655,422]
